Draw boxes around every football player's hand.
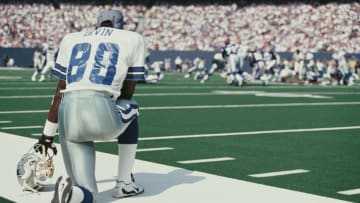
[35,134,57,156]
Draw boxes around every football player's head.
[224,38,230,45]
[16,144,55,192]
[97,9,124,29]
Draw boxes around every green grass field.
[1,68,360,202]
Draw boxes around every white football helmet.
[16,144,55,192]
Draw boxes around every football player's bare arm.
[35,79,66,155]
[47,79,66,123]
[119,79,136,100]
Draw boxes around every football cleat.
[51,176,73,203]
[39,75,45,82]
[112,175,144,199]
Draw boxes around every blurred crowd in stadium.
[0,1,359,52]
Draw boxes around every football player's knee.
[117,117,139,144]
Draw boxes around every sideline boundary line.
[0,132,351,203]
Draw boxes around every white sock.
[68,186,84,203]
[117,144,137,183]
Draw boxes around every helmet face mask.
[16,144,55,192]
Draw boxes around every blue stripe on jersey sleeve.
[128,66,145,73]
[126,73,145,81]
[55,63,66,73]
[126,66,145,81]
[52,63,66,80]
[51,69,66,80]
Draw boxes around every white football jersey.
[151,61,163,72]
[33,50,41,60]
[263,51,272,62]
[253,51,263,61]
[46,48,58,62]
[293,52,304,61]
[213,53,223,61]
[225,44,238,55]
[52,27,145,99]
[237,45,248,58]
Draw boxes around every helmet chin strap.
[22,182,40,194]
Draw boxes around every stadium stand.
[0,0,359,52]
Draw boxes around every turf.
[1,69,360,202]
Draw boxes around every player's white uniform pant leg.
[227,54,241,84]
[194,66,205,80]
[339,62,349,75]
[39,61,55,81]
[41,61,55,75]
[266,60,276,71]
[307,60,314,69]
[184,66,197,79]
[253,61,265,80]
[209,63,217,75]
[58,90,138,195]
[32,67,39,81]
[32,59,43,81]
[295,61,304,79]
[228,54,239,73]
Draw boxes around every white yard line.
[2,101,359,114]
[243,85,360,89]
[29,125,360,141]
[94,139,116,143]
[0,110,48,114]
[0,87,55,90]
[136,92,214,96]
[137,85,360,89]
[31,132,59,137]
[0,95,53,99]
[137,147,174,152]
[0,91,268,98]
[214,91,332,99]
[249,169,310,178]
[337,188,360,195]
[1,91,359,99]
[140,102,360,110]
[308,92,360,95]
[135,86,228,89]
[0,132,351,203]
[0,86,223,90]
[1,125,43,130]
[140,125,360,141]
[0,120,12,124]
[178,157,235,164]
[0,76,22,80]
